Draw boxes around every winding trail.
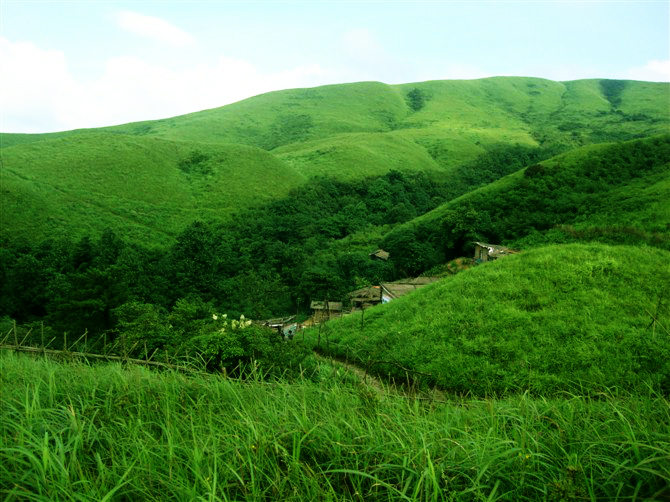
[314,352,447,403]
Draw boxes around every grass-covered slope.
[310,243,670,395]
[2,78,668,152]
[117,81,410,148]
[1,133,304,245]
[381,134,670,272]
[1,78,668,245]
[107,78,668,152]
[2,352,668,501]
[273,131,440,180]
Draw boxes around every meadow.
[2,239,669,501]
[1,351,668,501]
[304,243,670,396]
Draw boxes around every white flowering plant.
[111,297,314,379]
[189,313,274,374]
[187,311,315,378]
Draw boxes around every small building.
[380,277,441,303]
[369,249,390,261]
[348,285,382,309]
[474,242,519,262]
[261,316,297,335]
[310,301,343,322]
[282,324,298,339]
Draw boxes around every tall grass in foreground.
[1,352,668,501]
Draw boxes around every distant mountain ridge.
[1,77,668,245]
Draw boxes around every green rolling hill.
[1,77,668,245]
[2,77,669,502]
[379,133,670,276]
[1,134,305,245]
[307,242,670,395]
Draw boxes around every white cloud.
[625,59,670,82]
[0,37,336,133]
[80,55,335,127]
[116,10,196,47]
[0,37,87,132]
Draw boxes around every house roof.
[380,277,440,300]
[369,249,390,261]
[348,285,382,302]
[394,277,441,286]
[474,242,519,258]
[261,316,296,328]
[310,301,343,311]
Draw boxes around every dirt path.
[314,352,447,402]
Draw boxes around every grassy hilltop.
[1,134,304,246]
[307,243,670,395]
[1,77,668,244]
[368,133,670,282]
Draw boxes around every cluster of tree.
[5,136,663,367]
[382,135,670,274]
[406,87,428,112]
[600,79,626,109]
[0,169,452,344]
[442,143,565,201]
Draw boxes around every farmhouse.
[369,249,390,261]
[348,285,382,309]
[380,277,441,303]
[473,242,519,263]
[261,316,297,335]
[310,301,343,322]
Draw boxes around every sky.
[1,1,669,133]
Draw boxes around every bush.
[188,313,314,379]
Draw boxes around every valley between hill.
[1,76,669,500]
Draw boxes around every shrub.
[188,313,314,378]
